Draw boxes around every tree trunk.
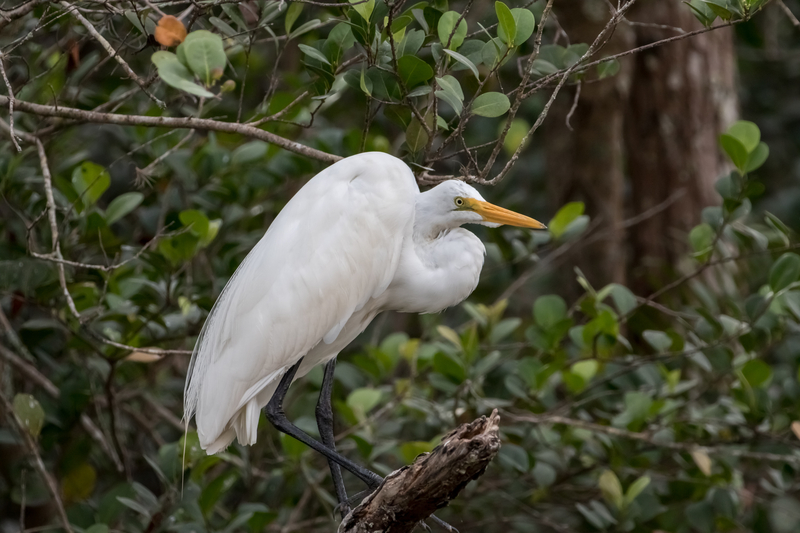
[623,1,738,293]
[545,2,634,297]
[545,0,737,295]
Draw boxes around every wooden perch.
[339,410,501,533]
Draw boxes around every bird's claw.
[429,515,458,533]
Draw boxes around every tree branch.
[0,343,125,472]
[58,0,165,109]
[508,412,800,464]
[0,389,74,533]
[0,95,343,164]
[339,410,501,533]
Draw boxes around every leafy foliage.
[1,1,800,532]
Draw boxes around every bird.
[183,152,545,504]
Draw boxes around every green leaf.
[437,11,468,50]
[531,58,559,76]
[740,359,772,388]
[599,470,624,510]
[290,19,321,39]
[643,330,672,352]
[349,0,375,23]
[400,441,434,463]
[199,470,239,515]
[471,92,510,117]
[72,161,111,207]
[285,1,303,34]
[703,1,732,20]
[324,22,355,63]
[498,8,534,47]
[597,59,620,79]
[719,133,748,171]
[397,55,433,88]
[443,49,479,79]
[298,43,331,65]
[178,30,226,86]
[232,140,268,165]
[209,17,238,39]
[689,223,715,253]
[13,393,44,438]
[437,325,462,347]
[61,463,97,502]
[548,202,585,239]
[125,11,146,35]
[571,360,598,382]
[769,253,800,292]
[686,0,718,27]
[482,38,510,69]
[346,388,382,416]
[624,476,650,507]
[503,118,529,155]
[406,116,429,153]
[745,142,769,172]
[534,295,567,329]
[495,1,517,47]
[151,51,214,97]
[435,75,464,115]
[433,351,466,381]
[179,209,210,239]
[608,284,637,315]
[498,443,529,472]
[397,29,425,57]
[105,192,144,224]
[85,525,109,533]
[726,120,760,152]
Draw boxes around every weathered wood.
[338,410,501,533]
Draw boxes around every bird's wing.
[185,153,418,451]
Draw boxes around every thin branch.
[777,0,800,27]
[507,412,800,464]
[565,81,582,132]
[0,389,75,533]
[34,137,82,319]
[0,53,21,151]
[0,0,48,32]
[58,1,165,109]
[0,343,125,471]
[0,95,342,163]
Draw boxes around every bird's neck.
[412,190,451,241]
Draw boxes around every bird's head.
[419,180,546,233]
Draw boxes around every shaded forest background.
[2,0,800,532]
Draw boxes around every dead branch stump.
[338,410,501,533]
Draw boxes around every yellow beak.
[465,198,547,229]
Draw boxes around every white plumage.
[184,152,544,453]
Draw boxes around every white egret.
[184,152,545,510]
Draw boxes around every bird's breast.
[385,228,485,314]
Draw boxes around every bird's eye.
[455,198,464,207]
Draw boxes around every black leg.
[267,358,458,532]
[315,358,350,518]
[265,357,383,489]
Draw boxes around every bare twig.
[0,389,74,533]
[0,0,48,32]
[58,1,165,108]
[0,96,342,163]
[778,0,800,27]
[565,81,582,132]
[0,53,21,151]
[34,137,82,319]
[0,343,125,471]
[507,412,800,464]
